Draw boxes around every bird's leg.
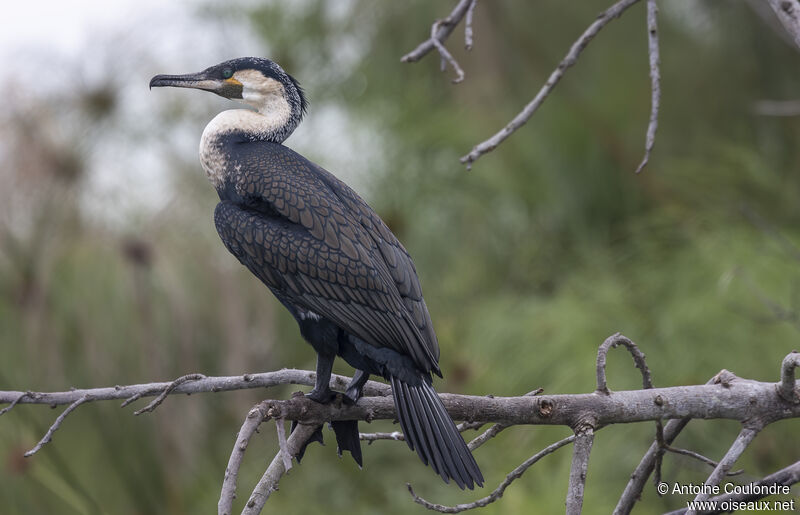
[344,369,369,405]
[291,350,335,461]
[306,350,337,403]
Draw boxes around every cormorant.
[150,57,483,489]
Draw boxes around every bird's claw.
[305,388,337,404]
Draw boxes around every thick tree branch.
[241,423,321,515]
[779,351,800,402]
[566,425,596,514]
[4,369,800,434]
[0,369,391,408]
[219,403,271,515]
[765,0,800,50]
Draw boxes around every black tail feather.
[290,420,325,463]
[331,420,363,468]
[390,376,484,490]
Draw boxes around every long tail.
[390,375,484,489]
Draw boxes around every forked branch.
[3,337,800,515]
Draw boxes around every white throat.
[199,104,292,189]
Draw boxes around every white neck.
[199,106,296,188]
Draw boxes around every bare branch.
[741,205,800,263]
[0,369,391,407]
[765,0,800,51]
[275,418,293,472]
[24,394,92,457]
[132,373,206,415]
[464,0,477,50]
[431,19,465,84]
[615,376,728,515]
[467,422,506,451]
[467,389,542,451]
[401,0,475,64]
[691,425,762,504]
[566,425,596,515]
[456,420,485,432]
[635,0,660,174]
[753,99,800,116]
[219,403,270,515]
[779,351,800,402]
[360,430,405,444]
[614,417,692,515]
[460,0,643,170]
[241,423,321,515]
[661,445,743,476]
[407,435,575,513]
[746,0,800,51]
[596,332,653,394]
[5,367,800,432]
[0,391,28,416]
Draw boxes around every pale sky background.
[0,0,379,227]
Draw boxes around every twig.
[275,418,293,472]
[741,205,800,262]
[661,445,743,476]
[467,389,542,451]
[133,373,206,415]
[407,435,575,513]
[456,421,485,432]
[24,394,92,457]
[765,0,800,51]
[241,423,320,515]
[467,423,505,451]
[690,425,762,506]
[0,391,29,416]
[596,333,653,394]
[464,0,477,50]
[431,20,465,83]
[360,431,405,444]
[218,402,270,515]
[753,99,800,116]
[401,0,475,63]
[635,0,660,174]
[779,351,800,403]
[460,0,643,170]
[566,425,596,515]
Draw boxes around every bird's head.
[150,57,308,132]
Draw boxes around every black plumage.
[150,57,483,489]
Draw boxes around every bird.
[150,57,483,489]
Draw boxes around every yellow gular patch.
[224,77,243,86]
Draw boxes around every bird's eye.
[222,69,234,79]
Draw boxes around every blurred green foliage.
[1,1,800,513]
